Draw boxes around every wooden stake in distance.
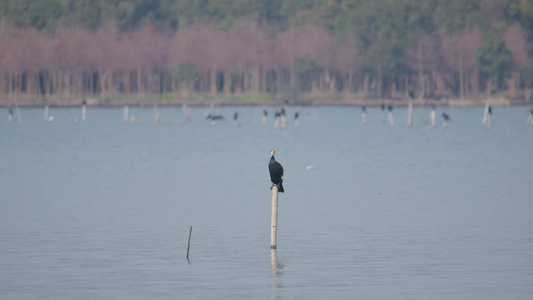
[407,100,413,126]
[124,105,129,121]
[44,104,49,121]
[186,226,193,262]
[81,99,87,122]
[271,185,279,249]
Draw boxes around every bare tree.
[504,25,528,98]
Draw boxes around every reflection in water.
[271,249,279,273]
[271,249,282,299]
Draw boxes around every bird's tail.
[278,183,284,193]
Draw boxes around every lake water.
[1,105,532,299]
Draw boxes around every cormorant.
[442,112,450,128]
[262,106,268,126]
[269,150,284,193]
[81,99,87,122]
[206,113,225,121]
[280,107,286,128]
[274,111,281,128]
[361,105,367,125]
[487,106,492,128]
[387,105,394,126]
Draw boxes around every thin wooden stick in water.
[14,98,22,123]
[186,226,193,261]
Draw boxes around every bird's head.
[270,149,275,157]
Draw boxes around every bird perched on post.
[269,150,284,193]
[442,112,451,128]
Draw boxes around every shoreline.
[0,96,531,108]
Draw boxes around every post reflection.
[271,248,283,299]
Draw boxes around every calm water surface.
[1,105,532,299]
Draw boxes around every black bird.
[442,112,450,121]
[206,113,225,120]
[269,150,284,193]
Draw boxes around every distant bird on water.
[206,113,225,121]
[442,112,450,128]
[269,150,284,193]
[486,105,492,128]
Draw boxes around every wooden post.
[44,105,49,121]
[271,185,279,249]
[186,226,193,261]
[430,106,436,127]
[482,100,489,124]
[124,105,129,121]
[262,106,267,126]
[487,106,492,129]
[81,105,86,122]
[407,100,413,126]
[14,98,22,123]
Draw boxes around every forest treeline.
[1,0,533,104]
